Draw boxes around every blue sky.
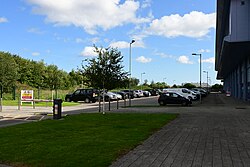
[0,0,219,86]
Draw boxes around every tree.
[212,84,223,92]
[81,46,128,90]
[0,52,19,93]
[182,83,196,89]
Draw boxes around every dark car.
[113,91,128,100]
[65,88,99,103]
[158,92,192,106]
[120,90,134,99]
[145,89,159,96]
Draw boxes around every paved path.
[110,93,250,167]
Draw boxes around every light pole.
[129,39,135,106]
[141,72,145,90]
[192,53,202,103]
[163,77,167,87]
[203,71,209,92]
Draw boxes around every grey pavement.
[110,93,250,167]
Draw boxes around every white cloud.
[146,11,216,38]
[26,0,151,34]
[75,38,84,43]
[141,0,152,8]
[198,49,211,53]
[90,37,100,44]
[80,46,98,57]
[28,28,45,34]
[177,55,193,64]
[202,57,215,64]
[0,17,8,23]
[32,52,40,56]
[154,51,175,59]
[110,41,129,49]
[136,56,152,63]
[109,39,145,49]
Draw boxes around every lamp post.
[141,72,145,90]
[192,53,202,103]
[163,77,167,87]
[203,71,209,92]
[129,39,135,106]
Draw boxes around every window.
[182,89,188,93]
[172,93,179,98]
[74,90,80,95]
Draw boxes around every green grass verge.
[0,113,178,167]
[2,100,80,107]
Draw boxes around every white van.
[163,88,197,100]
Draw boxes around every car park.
[101,92,122,101]
[65,88,99,103]
[158,92,192,106]
[163,88,197,101]
[121,90,134,99]
[146,89,159,96]
[191,88,207,97]
[113,91,128,100]
[142,90,151,97]
[134,90,144,98]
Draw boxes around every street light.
[163,77,167,87]
[192,53,202,103]
[129,39,135,106]
[203,71,209,92]
[141,72,145,90]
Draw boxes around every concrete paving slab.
[110,93,250,167]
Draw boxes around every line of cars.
[158,88,209,106]
[65,88,159,103]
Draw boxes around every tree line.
[0,48,138,94]
[0,51,82,93]
[0,50,223,95]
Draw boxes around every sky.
[0,0,220,86]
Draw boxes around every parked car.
[100,92,122,101]
[142,90,151,97]
[163,88,197,101]
[113,91,128,100]
[121,90,134,99]
[158,92,192,106]
[134,90,144,98]
[146,89,159,96]
[191,88,207,97]
[65,88,99,103]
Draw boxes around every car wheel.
[182,101,188,106]
[85,98,90,103]
[65,98,71,102]
[159,101,166,106]
[188,96,192,100]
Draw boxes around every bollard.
[0,98,2,112]
[18,97,21,110]
[117,98,119,109]
[108,97,111,111]
[53,99,62,120]
[33,100,35,109]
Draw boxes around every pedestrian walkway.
[110,93,250,167]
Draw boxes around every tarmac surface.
[110,93,250,167]
[1,93,250,167]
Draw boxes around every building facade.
[215,0,250,101]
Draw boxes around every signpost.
[21,90,33,105]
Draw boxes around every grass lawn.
[0,113,178,167]
[2,100,80,107]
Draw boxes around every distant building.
[215,0,250,101]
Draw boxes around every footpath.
[110,93,250,167]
